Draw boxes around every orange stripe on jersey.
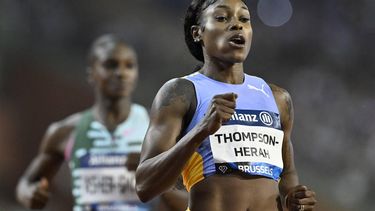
[182,152,204,192]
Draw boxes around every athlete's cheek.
[204,19,218,31]
[246,28,253,43]
[217,37,228,50]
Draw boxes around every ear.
[191,25,202,43]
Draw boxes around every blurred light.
[257,0,293,27]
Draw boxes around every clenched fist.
[200,92,237,135]
[18,177,50,209]
[285,185,317,211]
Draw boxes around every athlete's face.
[197,0,252,63]
[90,43,138,99]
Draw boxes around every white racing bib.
[73,167,138,204]
[209,124,284,179]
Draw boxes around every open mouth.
[228,34,246,47]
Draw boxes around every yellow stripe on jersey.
[182,152,204,192]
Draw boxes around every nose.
[114,67,127,78]
[229,20,243,31]
[113,62,129,76]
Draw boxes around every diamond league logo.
[218,165,228,173]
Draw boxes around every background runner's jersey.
[66,104,151,211]
[182,72,284,191]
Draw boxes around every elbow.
[136,183,154,203]
[135,168,154,203]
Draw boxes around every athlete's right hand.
[200,92,237,135]
[21,177,50,209]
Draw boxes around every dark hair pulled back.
[184,0,218,62]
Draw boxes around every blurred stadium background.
[0,0,374,210]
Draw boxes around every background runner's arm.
[16,116,77,209]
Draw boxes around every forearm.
[136,126,207,202]
[279,141,299,203]
[16,177,30,206]
[16,153,63,208]
[16,158,43,205]
[279,169,299,209]
[279,169,298,193]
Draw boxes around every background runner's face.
[91,44,138,99]
[200,0,252,63]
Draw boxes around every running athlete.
[136,0,317,211]
[16,34,187,211]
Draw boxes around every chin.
[221,51,248,63]
[225,55,247,63]
[233,57,247,63]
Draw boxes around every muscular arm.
[270,85,298,199]
[16,114,80,209]
[271,84,317,211]
[136,78,237,202]
[135,78,205,202]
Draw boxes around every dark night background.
[0,0,374,210]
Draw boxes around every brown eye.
[103,59,118,69]
[240,17,250,23]
[126,62,135,69]
[215,16,228,22]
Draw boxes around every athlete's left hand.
[285,185,317,211]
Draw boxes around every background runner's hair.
[87,34,131,66]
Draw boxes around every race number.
[209,124,284,179]
[74,168,138,204]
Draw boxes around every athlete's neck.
[93,96,132,132]
[200,61,244,84]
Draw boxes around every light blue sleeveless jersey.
[182,72,284,191]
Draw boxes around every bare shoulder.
[48,112,82,133]
[269,84,292,106]
[151,77,195,116]
[269,84,294,128]
[40,112,84,156]
[141,77,196,161]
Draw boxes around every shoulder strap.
[68,109,94,164]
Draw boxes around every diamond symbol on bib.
[218,165,228,173]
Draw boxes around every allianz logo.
[259,112,273,126]
[230,111,273,126]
